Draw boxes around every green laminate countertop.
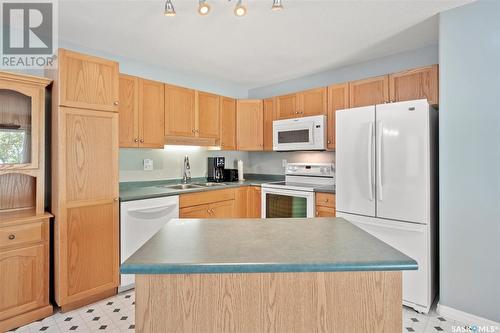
[119,174,334,202]
[120,217,416,274]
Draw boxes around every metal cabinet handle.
[315,211,319,217]
[113,101,119,106]
[134,138,139,143]
[114,197,119,202]
[324,199,329,203]
[192,129,195,133]
[140,139,144,143]
[8,234,15,240]
[327,140,331,144]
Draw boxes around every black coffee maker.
[207,157,225,182]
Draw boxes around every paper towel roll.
[237,160,244,181]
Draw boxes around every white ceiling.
[59,0,473,89]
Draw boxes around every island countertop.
[121,217,417,274]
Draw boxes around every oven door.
[273,119,317,151]
[261,187,315,218]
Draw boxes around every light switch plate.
[282,159,287,168]
[143,159,154,171]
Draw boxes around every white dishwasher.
[119,195,179,292]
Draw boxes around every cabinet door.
[315,206,336,217]
[349,75,389,108]
[389,65,439,105]
[234,187,248,218]
[210,200,235,218]
[220,97,236,150]
[236,100,263,151]
[65,202,119,300]
[56,107,119,305]
[165,84,196,137]
[0,244,46,320]
[247,187,262,218]
[327,83,349,150]
[118,74,139,147]
[58,49,119,112]
[139,79,165,148]
[63,107,119,202]
[299,87,327,117]
[276,93,298,119]
[180,204,211,218]
[263,98,276,151]
[0,81,44,169]
[197,92,220,139]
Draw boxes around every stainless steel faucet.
[182,155,191,183]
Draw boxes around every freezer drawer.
[338,213,431,310]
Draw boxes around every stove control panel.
[285,163,335,178]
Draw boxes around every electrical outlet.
[282,159,287,168]
[143,159,154,171]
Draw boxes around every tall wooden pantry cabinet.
[49,49,120,311]
[0,71,52,332]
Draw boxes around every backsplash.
[119,147,335,182]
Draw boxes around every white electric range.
[261,163,335,218]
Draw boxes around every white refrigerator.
[336,99,438,313]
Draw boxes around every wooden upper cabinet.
[197,92,220,139]
[276,88,326,119]
[139,79,165,148]
[276,93,297,119]
[349,75,389,108]
[389,65,439,105]
[236,100,263,151]
[327,83,349,150]
[263,98,276,151]
[165,84,196,138]
[118,75,139,147]
[220,97,236,150]
[299,87,327,117]
[57,49,119,112]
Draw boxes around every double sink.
[159,182,227,190]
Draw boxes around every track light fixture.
[164,0,176,16]
[198,0,210,15]
[271,0,283,11]
[163,0,283,17]
[234,0,247,17]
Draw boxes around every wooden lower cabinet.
[65,202,119,299]
[180,200,235,218]
[179,187,261,219]
[247,186,262,218]
[0,216,52,332]
[315,193,336,217]
[53,107,119,310]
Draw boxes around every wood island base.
[135,271,402,333]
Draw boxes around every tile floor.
[8,290,466,333]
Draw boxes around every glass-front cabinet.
[0,82,40,169]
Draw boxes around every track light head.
[271,0,283,11]
[234,0,247,17]
[198,0,210,15]
[164,0,176,16]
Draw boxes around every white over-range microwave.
[273,115,327,151]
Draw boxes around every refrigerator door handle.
[377,121,384,201]
[367,122,374,201]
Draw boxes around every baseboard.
[437,303,500,327]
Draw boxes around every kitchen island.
[121,217,416,333]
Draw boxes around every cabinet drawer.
[315,206,336,217]
[0,222,45,249]
[180,189,235,208]
[315,193,335,208]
